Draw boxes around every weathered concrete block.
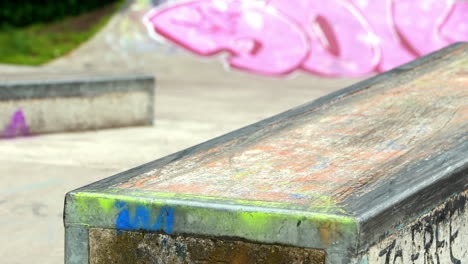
[64,43,468,264]
[0,73,154,137]
[89,228,326,264]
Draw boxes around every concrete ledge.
[0,73,155,137]
[64,43,468,264]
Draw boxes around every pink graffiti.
[441,2,468,43]
[349,0,417,72]
[2,109,29,138]
[270,0,380,77]
[147,1,309,75]
[145,0,468,77]
[393,0,452,56]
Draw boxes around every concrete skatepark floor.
[0,1,361,263]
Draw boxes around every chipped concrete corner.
[354,190,467,264]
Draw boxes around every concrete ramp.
[0,72,154,138]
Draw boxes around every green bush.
[0,0,119,27]
[0,0,122,65]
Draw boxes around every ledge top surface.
[73,43,467,219]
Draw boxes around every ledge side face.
[352,190,468,263]
[64,191,358,255]
[89,228,327,264]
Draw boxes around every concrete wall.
[358,190,467,263]
[0,74,155,138]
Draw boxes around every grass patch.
[0,1,123,65]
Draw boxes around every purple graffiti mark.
[145,0,468,77]
[2,109,29,139]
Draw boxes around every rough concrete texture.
[0,1,361,263]
[0,90,152,134]
[89,228,326,264]
[0,161,116,264]
[362,190,467,263]
[0,75,154,136]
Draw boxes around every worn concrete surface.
[0,1,361,263]
[89,228,326,264]
[0,78,357,264]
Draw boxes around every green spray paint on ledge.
[65,191,358,249]
[74,187,350,215]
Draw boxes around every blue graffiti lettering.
[116,203,174,233]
